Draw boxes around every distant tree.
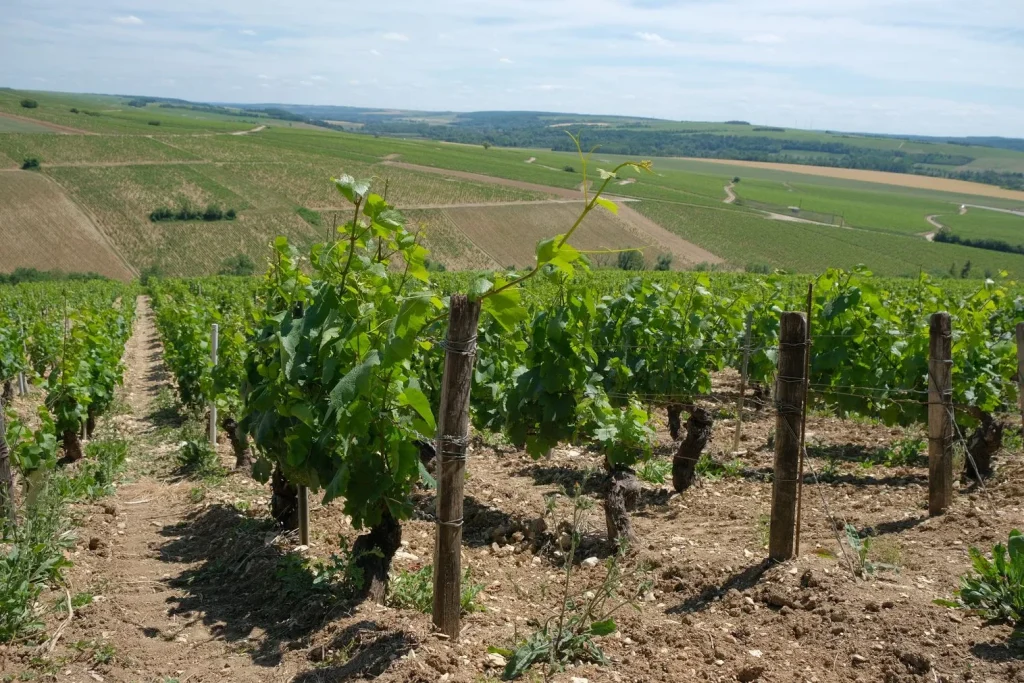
[21,157,40,170]
[140,264,164,286]
[617,250,645,271]
[960,260,972,279]
[425,258,447,273]
[148,120,161,126]
[219,254,255,276]
[225,208,237,220]
[732,176,741,184]
[482,142,491,150]
[563,165,575,173]
[20,99,38,109]
[654,253,673,271]
[149,206,174,222]
[69,108,79,114]
[745,263,772,274]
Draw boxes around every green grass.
[0,116,58,133]
[938,209,1024,244]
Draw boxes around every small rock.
[485,653,507,668]
[394,550,419,562]
[865,601,880,613]
[851,654,868,666]
[800,569,819,588]
[571,678,590,683]
[582,556,600,568]
[558,533,572,551]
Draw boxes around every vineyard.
[2,163,1024,682]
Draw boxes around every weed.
[636,458,670,485]
[870,437,926,467]
[175,437,223,480]
[695,454,743,479]
[755,513,770,548]
[936,529,1024,629]
[388,565,485,614]
[844,524,873,576]
[871,538,903,569]
[274,538,366,603]
[187,486,206,503]
[494,485,650,680]
[1002,428,1023,453]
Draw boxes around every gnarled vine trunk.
[222,416,253,470]
[61,429,84,463]
[86,409,97,438]
[751,383,769,411]
[667,404,684,440]
[353,508,402,603]
[270,465,299,530]
[1,381,12,406]
[672,407,714,493]
[604,465,640,548]
[964,412,1002,481]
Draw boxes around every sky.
[2,0,1023,137]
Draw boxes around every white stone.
[582,556,600,568]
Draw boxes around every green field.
[938,208,1024,244]
[0,116,58,133]
[4,88,1024,279]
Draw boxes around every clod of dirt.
[736,665,766,682]
[88,537,105,551]
[800,569,819,588]
[103,504,118,516]
[899,651,931,674]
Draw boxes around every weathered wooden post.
[1016,322,1024,432]
[928,312,953,516]
[209,323,219,447]
[432,294,482,640]
[0,392,14,525]
[297,486,309,545]
[733,311,753,452]
[769,312,806,562]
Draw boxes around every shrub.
[219,253,255,276]
[20,99,38,109]
[425,258,447,273]
[937,529,1024,628]
[563,165,576,173]
[617,250,645,271]
[745,263,772,274]
[148,120,161,126]
[225,208,237,220]
[733,176,741,184]
[69,108,79,114]
[149,206,175,222]
[202,204,223,221]
[21,157,40,171]
[296,207,321,226]
[139,264,164,285]
[654,253,673,271]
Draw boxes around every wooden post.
[432,294,482,641]
[795,283,813,556]
[769,312,806,562]
[209,323,218,447]
[0,393,14,525]
[297,485,309,545]
[928,312,953,516]
[1016,322,1024,432]
[733,311,753,452]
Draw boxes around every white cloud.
[636,32,668,44]
[310,75,327,81]
[369,49,381,56]
[113,15,143,25]
[382,32,409,42]
[257,74,271,80]
[240,29,257,36]
[499,57,513,64]
[743,34,784,44]
[260,83,271,89]
[349,79,361,86]
[299,80,313,86]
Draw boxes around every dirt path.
[231,125,267,136]
[722,182,736,204]
[381,160,725,265]
[921,214,946,241]
[34,298,294,682]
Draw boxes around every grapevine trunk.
[222,416,253,470]
[964,412,1002,481]
[0,402,13,525]
[352,507,402,603]
[61,429,84,463]
[1,381,11,406]
[667,404,684,440]
[270,465,299,530]
[604,465,640,548]
[673,407,714,492]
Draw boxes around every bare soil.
[0,172,135,279]
[381,160,724,266]
[3,302,1023,683]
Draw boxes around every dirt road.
[723,182,736,204]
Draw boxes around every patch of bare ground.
[7,305,1022,682]
[723,182,736,204]
[677,158,1024,202]
[380,160,724,267]
[0,172,134,279]
[0,111,95,135]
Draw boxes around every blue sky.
[2,0,1023,137]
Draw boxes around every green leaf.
[595,196,618,214]
[398,382,436,433]
[468,277,493,301]
[418,460,437,489]
[252,457,273,483]
[588,618,617,636]
[482,286,527,332]
[328,351,380,414]
[333,174,372,204]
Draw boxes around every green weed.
[936,529,1024,630]
[387,565,485,614]
[636,458,671,485]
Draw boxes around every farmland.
[937,207,1024,243]
[2,89,1024,279]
